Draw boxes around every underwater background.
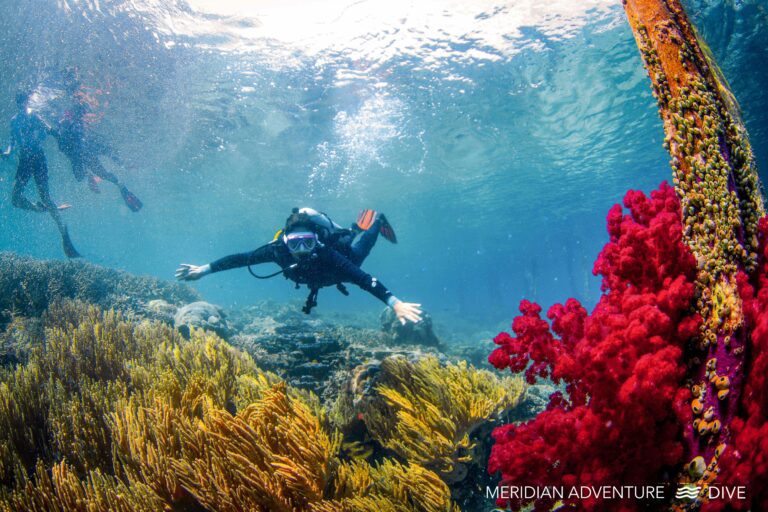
[0,0,766,340]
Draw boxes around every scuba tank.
[287,207,345,242]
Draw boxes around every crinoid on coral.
[362,356,524,478]
[488,183,701,511]
[328,355,523,510]
[319,459,461,512]
[0,301,460,512]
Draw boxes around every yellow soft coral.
[0,302,461,511]
[362,356,525,478]
[326,459,461,512]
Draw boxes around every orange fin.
[356,209,377,230]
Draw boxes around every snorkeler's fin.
[62,228,81,259]
[378,214,397,244]
[120,186,143,212]
[356,209,377,231]
[356,209,397,244]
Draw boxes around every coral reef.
[0,301,476,512]
[229,304,449,402]
[488,184,701,511]
[0,252,200,330]
[174,300,231,339]
[380,309,442,347]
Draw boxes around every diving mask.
[283,231,318,256]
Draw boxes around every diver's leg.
[71,157,86,181]
[11,158,45,212]
[349,217,382,265]
[88,157,120,185]
[88,156,142,211]
[33,159,81,258]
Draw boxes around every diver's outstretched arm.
[176,244,278,281]
[325,249,423,324]
[175,263,211,281]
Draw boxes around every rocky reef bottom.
[0,253,546,512]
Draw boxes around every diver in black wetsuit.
[175,208,423,324]
[1,91,80,258]
[56,74,142,211]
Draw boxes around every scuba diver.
[1,91,80,258]
[175,208,423,325]
[56,72,142,211]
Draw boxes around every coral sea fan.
[488,183,701,511]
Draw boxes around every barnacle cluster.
[358,356,524,481]
[682,441,727,498]
[633,21,763,349]
[690,363,727,440]
[624,4,766,506]
[0,302,461,512]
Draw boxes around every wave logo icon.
[675,485,701,501]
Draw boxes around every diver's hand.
[175,263,211,281]
[393,301,423,325]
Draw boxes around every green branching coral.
[0,252,200,330]
[0,301,460,512]
[361,356,525,480]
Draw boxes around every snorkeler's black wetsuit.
[9,111,55,211]
[210,221,393,305]
[56,104,120,184]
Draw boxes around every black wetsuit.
[9,111,55,211]
[210,219,393,306]
[5,107,80,257]
[56,103,120,184]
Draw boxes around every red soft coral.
[488,183,700,511]
[714,217,768,511]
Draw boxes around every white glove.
[175,263,211,281]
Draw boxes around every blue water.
[0,0,766,339]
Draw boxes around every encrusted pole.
[622,0,765,507]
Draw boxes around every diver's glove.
[388,296,423,325]
[175,263,211,281]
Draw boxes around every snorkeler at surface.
[1,91,81,258]
[176,208,423,324]
[56,73,143,212]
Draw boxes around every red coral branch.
[488,183,701,511]
[713,217,768,511]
